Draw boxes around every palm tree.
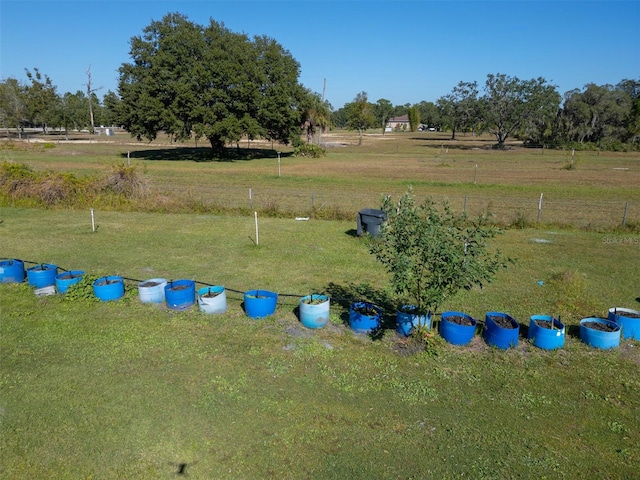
[299,87,332,144]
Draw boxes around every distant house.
[386,114,410,131]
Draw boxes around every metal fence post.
[537,193,544,223]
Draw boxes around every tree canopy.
[0,78,26,136]
[374,98,393,134]
[116,13,303,152]
[437,81,479,140]
[24,68,58,133]
[344,91,376,145]
[1,55,638,151]
[560,83,633,145]
[298,87,332,144]
[481,74,561,147]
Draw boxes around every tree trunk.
[208,135,225,153]
[358,128,363,145]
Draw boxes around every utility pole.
[317,77,326,146]
[85,67,103,134]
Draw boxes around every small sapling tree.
[368,188,511,318]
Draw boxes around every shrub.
[103,163,149,199]
[292,143,326,158]
[368,188,511,312]
[511,211,532,229]
[36,174,73,205]
[561,150,580,170]
[0,161,36,196]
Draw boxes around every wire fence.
[151,180,639,230]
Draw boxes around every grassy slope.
[1,207,639,479]
[1,133,639,478]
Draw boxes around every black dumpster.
[357,208,387,237]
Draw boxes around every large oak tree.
[480,73,560,147]
[117,13,303,152]
[561,83,633,144]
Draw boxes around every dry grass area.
[2,129,639,227]
[294,131,640,191]
[4,128,639,189]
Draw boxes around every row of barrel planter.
[0,259,329,326]
[2,259,639,343]
[0,259,299,320]
[347,300,639,350]
[0,260,84,295]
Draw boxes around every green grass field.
[1,132,639,478]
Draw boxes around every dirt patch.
[613,311,640,318]
[488,315,517,329]
[201,290,221,298]
[582,321,617,332]
[535,320,559,330]
[445,315,475,326]
[619,341,640,365]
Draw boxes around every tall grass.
[0,160,148,210]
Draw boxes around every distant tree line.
[0,68,122,139]
[334,75,640,150]
[0,13,637,151]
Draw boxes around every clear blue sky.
[1,0,638,109]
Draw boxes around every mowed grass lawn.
[1,206,639,479]
[1,132,639,478]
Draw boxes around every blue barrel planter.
[0,259,25,283]
[396,305,431,336]
[243,289,278,318]
[440,311,477,346]
[244,289,278,318]
[299,294,330,329]
[483,312,520,349]
[580,317,621,350]
[198,286,227,314]
[55,270,85,294]
[349,301,382,334]
[26,264,58,288]
[608,307,640,340]
[165,280,196,310]
[528,315,565,350]
[138,278,167,304]
[93,276,125,301]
